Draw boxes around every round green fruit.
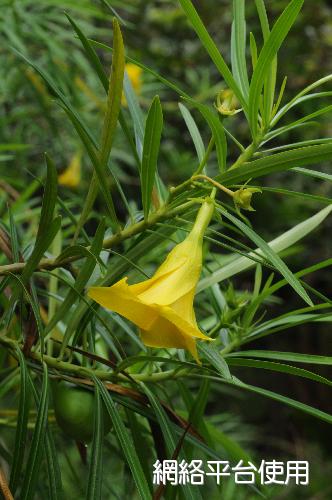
[52,381,111,443]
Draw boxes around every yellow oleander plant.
[0,1,331,499]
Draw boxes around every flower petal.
[140,315,200,362]
[137,239,202,305]
[88,278,158,330]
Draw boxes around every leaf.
[94,377,151,500]
[86,384,104,500]
[272,73,332,125]
[199,343,232,380]
[217,143,332,186]
[141,96,163,219]
[92,18,125,227]
[21,363,49,500]
[216,205,313,305]
[266,104,332,141]
[21,155,58,283]
[8,207,20,262]
[66,14,141,170]
[226,350,332,365]
[231,0,249,99]
[140,383,202,500]
[293,166,332,182]
[185,99,227,172]
[178,0,247,112]
[179,103,205,162]
[140,383,176,456]
[123,69,145,156]
[21,216,61,284]
[249,0,304,136]
[199,204,332,295]
[254,0,277,125]
[91,40,189,99]
[44,429,63,500]
[53,219,105,353]
[227,358,332,387]
[99,19,125,170]
[230,377,332,424]
[9,348,31,496]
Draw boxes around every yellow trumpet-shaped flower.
[58,152,82,188]
[88,200,215,362]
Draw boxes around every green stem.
[0,200,197,277]
[193,136,215,176]
[228,132,265,171]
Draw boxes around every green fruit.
[52,381,111,443]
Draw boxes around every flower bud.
[233,187,262,211]
[215,89,241,116]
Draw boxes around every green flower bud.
[215,89,241,116]
[233,187,262,211]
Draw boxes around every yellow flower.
[58,152,82,188]
[122,63,143,105]
[88,200,215,362]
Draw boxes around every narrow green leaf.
[179,103,205,162]
[44,429,63,500]
[185,99,227,172]
[249,32,258,71]
[100,19,124,169]
[141,95,163,219]
[227,358,332,387]
[272,73,332,125]
[125,409,153,492]
[94,377,151,500]
[86,384,103,500]
[293,166,332,182]
[199,343,232,380]
[21,216,61,284]
[217,143,332,186]
[21,155,58,283]
[216,205,313,305]
[228,350,332,365]
[8,207,20,262]
[9,348,31,495]
[266,104,332,141]
[140,383,202,500]
[123,69,145,155]
[21,364,49,500]
[178,0,247,112]
[272,76,287,116]
[231,377,332,424]
[66,14,141,171]
[91,18,125,227]
[255,0,270,40]
[51,219,105,352]
[231,0,249,98]
[249,0,304,136]
[140,383,176,456]
[91,39,190,99]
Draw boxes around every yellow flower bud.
[215,89,241,116]
[88,200,215,362]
